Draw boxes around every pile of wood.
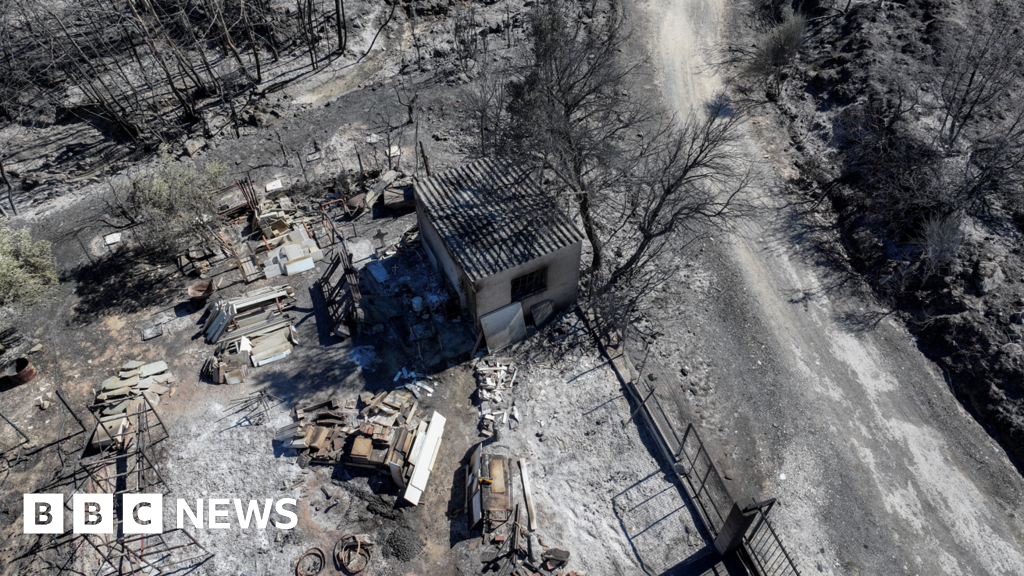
[275,392,446,505]
[89,360,174,450]
[474,357,518,437]
[200,285,298,369]
[201,285,296,344]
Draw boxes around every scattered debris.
[177,240,233,279]
[543,548,572,571]
[342,170,400,218]
[334,534,373,574]
[475,357,517,437]
[316,224,433,342]
[89,359,174,450]
[275,393,446,505]
[219,388,282,426]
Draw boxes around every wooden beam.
[518,458,537,531]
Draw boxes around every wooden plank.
[404,412,446,506]
[519,458,538,531]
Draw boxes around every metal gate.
[674,423,801,576]
[740,500,801,576]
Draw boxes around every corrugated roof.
[414,158,583,281]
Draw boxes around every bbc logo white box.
[72,494,114,534]
[23,494,64,534]
[123,494,163,534]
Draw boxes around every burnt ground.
[2,0,1024,574]
[732,0,1024,469]
[636,0,1024,573]
[0,186,705,575]
[1,1,702,573]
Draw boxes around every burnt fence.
[625,350,801,576]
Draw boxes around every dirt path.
[640,0,1024,573]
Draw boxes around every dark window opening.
[511,268,547,301]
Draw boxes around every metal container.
[5,357,36,385]
[188,279,218,304]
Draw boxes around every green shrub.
[106,153,227,261]
[0,227,57,305]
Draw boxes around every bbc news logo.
[24,494,298,534]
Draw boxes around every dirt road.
[639,0,1024,573]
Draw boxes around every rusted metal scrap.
[296,547,326,576]
[334,534,373,574]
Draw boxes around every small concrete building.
[414,158,583,333]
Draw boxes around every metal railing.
[675,422,732,537]
[627,348,802,576]
[742,501,802,576]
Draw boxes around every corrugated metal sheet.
[414,158,583,281]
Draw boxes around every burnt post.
[713,501,759,555]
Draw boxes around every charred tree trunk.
[240,0,263,83]
[0,154,16,216]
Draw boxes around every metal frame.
[85,528,212,576]
[77,395,214,576]
[2,389,89,455]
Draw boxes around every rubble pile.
[89,360,174,450]
[254,193,310,238]
[317,224,432,341]
[177,241,233,279]
[200,285,298,375]
[341,170,399,218]
[475,357,519,437]
[260,226,323,278]
[275,391,446,505]
[253,193,323,279]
